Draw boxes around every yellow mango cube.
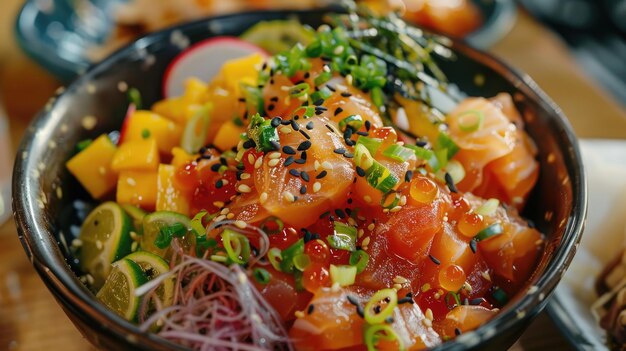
[123,110,182,154]
[183,78,208,105]
[213,120,245,152]
[111,138,159,172]
[156,164,190,216]
[152,97,186,124]
[171,147,198,168]
[220,53,264,92]
[116,170,158,210]
[66,135,117,199]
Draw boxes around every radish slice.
[118,103,136,145]
[163,36,268,98]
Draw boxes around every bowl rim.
[12,8,587,351]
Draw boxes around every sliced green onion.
[492,287,509,305]
[310,86,333,103]
[355,144,376,170]
[349,250,370,273]
[314,71,332,86]
[128,87,142,109]
[382,144,415,162]
[268,247,282,271]
[141,128,151,139]
[76,139,93,152]
[364,324,405,351]
[241,84,264,116]
[445,291,461,308]
[293,254,311,271]
[436,132,460,161]
[365,162,399,193]
[380,191,400,209]
[330,264,357,287]
[327,222,357,251]
[190,211,208,236]
[457,109,485,132]
[154,222,188,249]
[253,267,271,285]
[305,39,322,57]
[364,288,398,325]
[474,222,504,242]
[289,82,310,97]
[356,136,383,156]
[221,229,251,264]
[338,114,364,132]
[475,198,500,217]
[370,86,384,109]
[260,216,284,235]
[436,159,465,184]
[280,239,304,273]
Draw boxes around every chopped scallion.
[349,250,370,273]
[338,114,364,132]
[221,229,251,264]
[327,221,357,251]
[330,264,357,287]
[474,222,504,242]
[382,144,415,162]
[364,288,398,325]
[457,109,485,132]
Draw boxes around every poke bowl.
[12,6,585,351]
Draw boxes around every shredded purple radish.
[135,222,291,351]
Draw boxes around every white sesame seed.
[238,184,252,193]
[131,242,138,251]
[260,192,268,204]
[294,310,305,318]
[358,229,364,238]
[56,187,63,199]
[247,153,255,165]
[425,308,434,321]
[421,283,431,292]
[333,45,345,55]
[126,177,136,186]
[280,127,292,134]
[423,319,432,328]
[268,159,280,167]
[393,276,409,284]
[348,218,357,226]
[226,213,235,219]
[313,182,321,193]
[314,160,321,171]
[393,284,402,291]
[283,191,295,202]
[213,201,225,208]
[220,208,230,215]
[331,282,341,292]
[362,237,371,247]
[254,156,264,169]
[234,220,247,229]
[322,161,333,170]
[268,152,281,159]
[363,195,372,203]
[240,173,251,180]
[221,179,229,185]
[399,195,407,206]
[214,214,226,222]
[390,206,402,213]
[367,223,375,231]
[346,74,353,85]
[481,271,492,282]
[86,274,95,285]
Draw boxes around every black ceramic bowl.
[12,8,586,351]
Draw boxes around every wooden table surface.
[1,1,626,350]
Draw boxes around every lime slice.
[125,251,174,307]
[181,104,211,154]
[241,20,315,54]
[140,211,195,257]
[79,202,132,289]
[121,204,147,235]
[96,258,148,322]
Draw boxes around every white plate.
[547,139,626,351]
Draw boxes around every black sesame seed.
[335,209,346,218]
[334,107,344,116]
[347,198,353,204]
[356,131,369,136]
[347,295,359,306]
[238,97,246,102]
[356,305,365,318]
[316,170,328,179]
[445,173,459,193]
[470,239,477,254]
[215,180,224,189]
[306,121,314,130]
[385,317,394,324]
[300,185,307,195]
[236,163,245,170]
[454,328,462,336]
[282,146,296,155]
[304,72,310,79]
[289,169,301,177]
[320,211,330,218]
[364,120,371,131]
[398,296,414,304]
[374,305,382,314]
[345,139,356,147]
[270,117,281,127]
[243,139,256,149]
[298,140,312,151]
[429,254,441,265]
[210,163,221,172]
[301,151,307,160]
[299,129,311,139]
[294,115,300,120]
[284,156,295,166]
[405,170,413,182]
[269,79,274,85]
[315,109,324,116]
[270,96,279,102]
[356,166,366,177]
[345,208,352,216]
[326,84,336,92]
[281,119,291,125]
[313,98,325,106]
[341,92,352,97]
[334,148,346,154]
[469,298,485,305]
[220,157,228,166]
[416,140,428,147]
[291,120,300,131]
[301,171,310,182]
[295,159,306,164]
[344,152,354,159]
[268,104,275,111]
[303,229,312,243]
[315,106,328,111]
[344,128,353,139]
[307,304,315,315]
[312,233,321,240]
[325,124,336,133]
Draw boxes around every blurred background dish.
[0,100,11,225]
[15,0,516,82]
